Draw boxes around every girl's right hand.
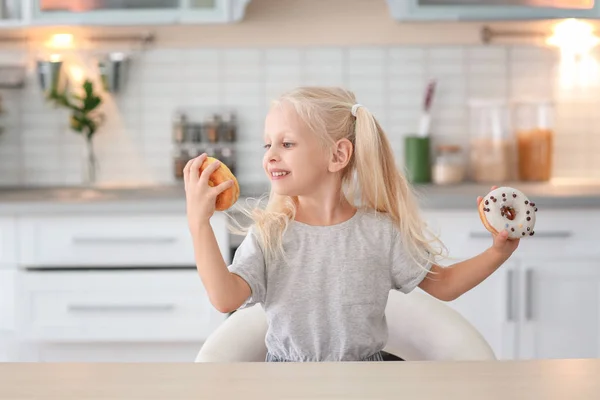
[184,153,234,232]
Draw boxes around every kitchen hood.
[418,0,593,7]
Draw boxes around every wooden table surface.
[1,359,600,399]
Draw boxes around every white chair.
[195,290,496,362]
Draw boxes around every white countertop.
[0,180,599,214]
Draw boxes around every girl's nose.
[266,147,279,162]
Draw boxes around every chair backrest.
[195,290,496,362]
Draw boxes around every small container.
[432,144,466,185]
[468,99,517,183]
[172,112,186,144]
[173,148,189,179]
[203,114,219,143]
[512,99,554,182]
[219,146,236,175]
[220,112,237,142]
[404,135,431,183]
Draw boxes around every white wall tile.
[0,43,597,186]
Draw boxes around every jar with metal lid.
[432,144,466,185]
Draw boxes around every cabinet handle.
[468,232,490,239]
[68,304,176,312]
[506,269,514,322]
[470,231,572,239]
[72,237,177,245]
[525,269,534,321]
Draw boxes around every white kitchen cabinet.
[440,260,518,360]
[518,259,600,360]
[27,0,251,26]
[16,269,227,362]
[424,208,600,360]
[0,217,17,266]
[17,212,230,267]
[386,0,600,21]
[10,210,231,362]
[0,270,17,361]
[18,269,226,343]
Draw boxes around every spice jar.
[203,114,219,143]
[512,99,554,181]
[468,99,517,183]
[432,144,466,185]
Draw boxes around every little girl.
[184,86,519,363]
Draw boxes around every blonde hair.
[229,86,446,270]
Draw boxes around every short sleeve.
[227,227,267,308]
[390,228,432,294]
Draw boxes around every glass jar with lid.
[512,99,554,182]
[468,99,517,183]
[432,144,466,185]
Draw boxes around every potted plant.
[48,79,104,184]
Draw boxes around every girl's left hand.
[477,185,520,258]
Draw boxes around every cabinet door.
[442,259,518,360]
[386,0,600,21]
[31,0,249,25]
[0,270,16,331]
[32,0,181,25]
[519,260,600,360]
[0,218,17,266]
[181,0,250,23]
[0,269,16,362]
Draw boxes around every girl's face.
[263,103,330,197]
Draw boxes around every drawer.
[0,217,17,266]
[19,270,227,342]
[18,212,229,267]
[424,209,600,260]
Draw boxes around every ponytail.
[350,106,445,271]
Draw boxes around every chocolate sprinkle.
[502,193,506,197]
[512,193,517,198]
[511,228,515,232]
[526,211,530,215]
[535,207,538,212]
[485,200,489,205]
[527,227,530,231]
[493,198,497,202]
[525,200,529,205]
[531,231,535,236]
[522,232,526,236]
[526,217,531,221]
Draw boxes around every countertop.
[0,180,599,214]
[1,359,599,399]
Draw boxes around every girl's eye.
[263,144,271,150]
[283,142,294,148]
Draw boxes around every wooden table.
[1,359,600,399]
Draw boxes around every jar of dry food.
[512,99,554,182]
[468,99,517,183]
[432,144,466,185]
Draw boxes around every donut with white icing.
[478,186,537,240]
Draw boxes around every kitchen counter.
[1,359,600,399]
[0,180,599,214]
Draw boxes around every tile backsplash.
[0,44,599,188]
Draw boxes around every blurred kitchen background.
[1,0,600,363]
[0,0,599,187]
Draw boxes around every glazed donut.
[199,156,240,211]
[478,186,537,240]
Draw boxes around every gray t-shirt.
[227,208,431,362]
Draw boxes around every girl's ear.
[328,138,353,173]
